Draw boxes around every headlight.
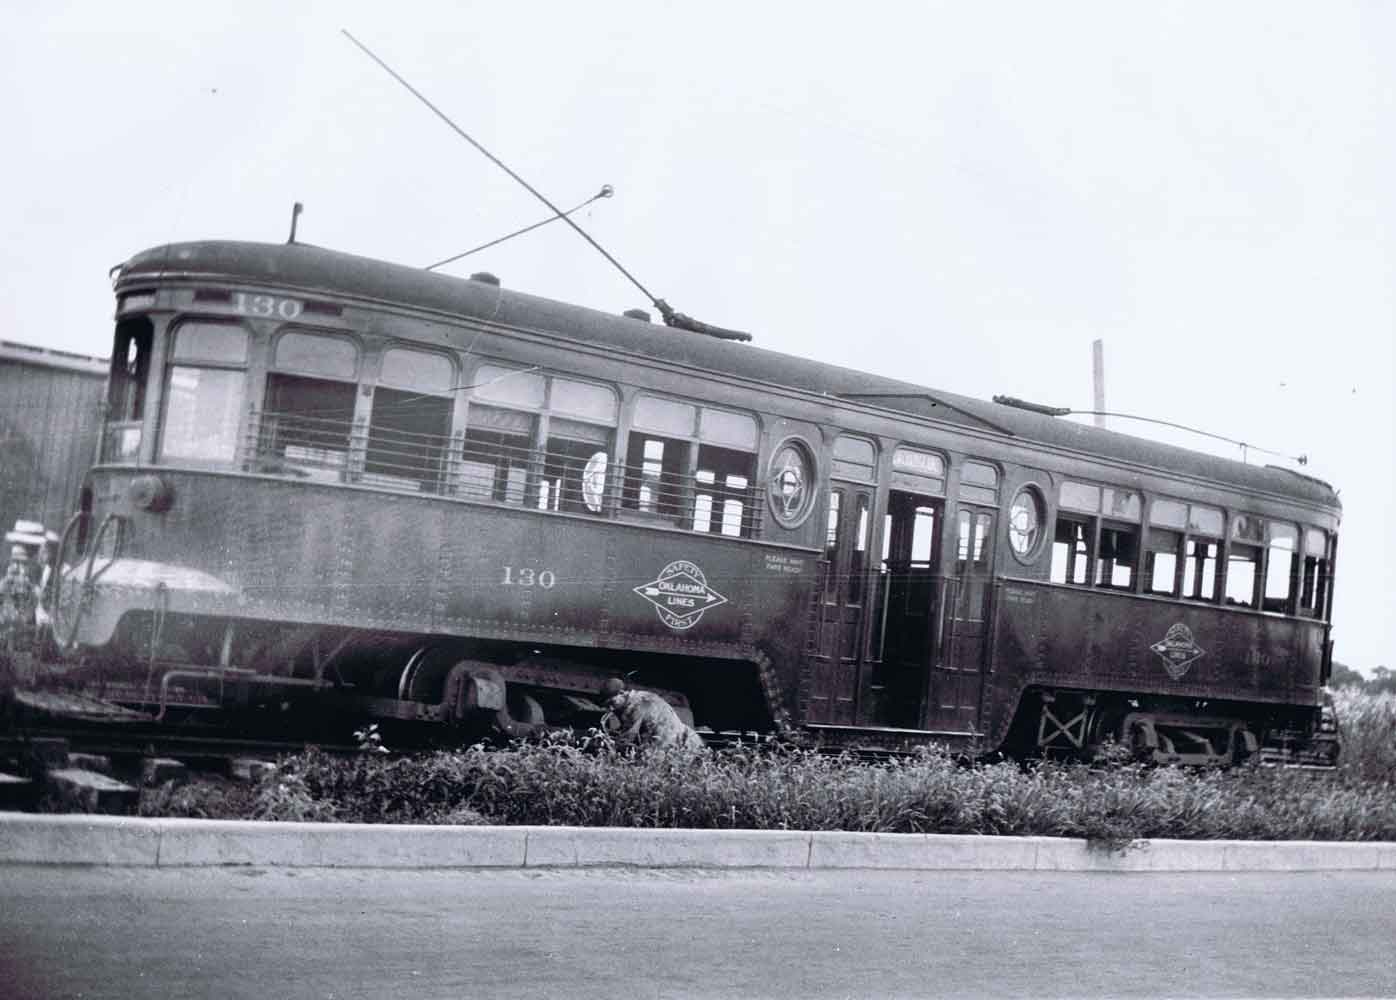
[128,475,173,513]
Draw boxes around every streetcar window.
[634,395,696,437]
[1008,487,1045,559]
[273,332,358,379]
[910,505,937,563]
[254,333,361,481]
[461,405,534,505]
[363,388,452,492]
[160,321,247,465]
[109,318,153,420]
[1262,522,1298,614]
[1150,499,1188,530]
[625,394,758,536]
[364,349,457,493]
[1102,488,1141,521]
[1225,544,1261,608]
[1145,528,1183,596]
[172,323,248,365]
[847,495,870,604]
[462,369,618,512]
[623,434,688,519]
[1231,515,1264,544]
[473,364,546,408]
[698,408,758,451]
[160,368,243,464]
[695,411,757,536]
[380,348,454,395]
[1299,528,1330,619]
[956,510,992,567]
[1059,481,1101,514]
[1050,518,1092,585]
[550,378,618,423]
[959,461,999,505]
[1190,505,1224,536]
[1095,523,1137,590]
[823,490,841,600]
[692,445,756,537]
[1183,538,1220,602]
[105,317,153,461]
[259,373,357,481]
[1062,480,1141,522]
[1153,497,1223,604]
[832,436,878,483]
[540,419,612,514]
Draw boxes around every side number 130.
[501,566,556,589]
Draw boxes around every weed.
[128,692,1396,842]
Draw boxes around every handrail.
[241,406,770,535]
[49,512,124,655]
[49,511,88,654]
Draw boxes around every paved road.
[2,866,1394,999]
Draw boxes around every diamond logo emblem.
[1151,623,1206,680]
[634,560,728,631]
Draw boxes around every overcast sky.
[3,2,1391,670]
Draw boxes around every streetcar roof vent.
[469,271,501,286]
[622,308,651,323]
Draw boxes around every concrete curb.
[3,815,1395,871]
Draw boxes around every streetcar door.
[864,491,942,728]
[807,484,874,725]
[928,506,995,731]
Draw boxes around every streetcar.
[37,239,1339,764]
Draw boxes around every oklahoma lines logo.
[634,560,728,631]
[1151,623,1206,680]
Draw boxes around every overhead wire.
[992,396,1308,466]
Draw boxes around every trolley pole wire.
[425,186,613,271]
[342,30,752,342]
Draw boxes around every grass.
[133,690,1396,844]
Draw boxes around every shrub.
[1333,689,1396,785]
[134,726,1396,844]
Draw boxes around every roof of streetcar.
[119,240,1340,511]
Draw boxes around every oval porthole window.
[767,439,816,529]
[1008,486,1045,559]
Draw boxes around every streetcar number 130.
[501,567,556,589]
[232,292,303,319]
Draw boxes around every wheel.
[396,646,461,702]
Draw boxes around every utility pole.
[1092,339,1106,429]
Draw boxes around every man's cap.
[600,677,626,699]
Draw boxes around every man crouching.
[600,677,704,751]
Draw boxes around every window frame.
[257,328,364,482]
[768,437,819,530]
[157,318,252,468]
[1298,527,1333,621]
[462,362,619,514]
[1007,483,1047,564]
[1050,479,1142,591]
[1148,496,1224,605]
[621,391,761,537]
[1260,519,1300,616]
[1050,513,1095,587]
